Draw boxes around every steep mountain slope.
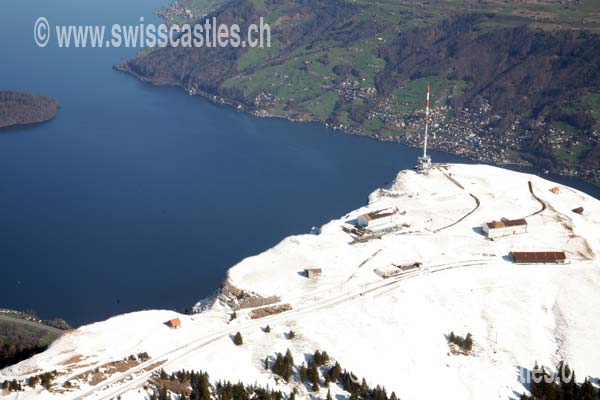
[2,164,599,399]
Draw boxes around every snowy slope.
[2,164,599,400]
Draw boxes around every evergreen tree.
[190,371,211,400]
[464,333,473,351]
[271,350,294,382]
[580,378,596,400]
[314,350,323,365]
[200,372,211,400]
[313,350,330,366]
[233,332,243,346]
[390,391,399,400]
[360,378,370,399]
[327,362,342,382]
[264,325,271,333]
[299,363,307,383]
[158,386,170,400]
[284,349,294,364]
[326,389,332,400]
[283,349,294,381]
[9,380,21,392]
[272,353,284,377]
[374,385,387,400]
[309,363,320,392]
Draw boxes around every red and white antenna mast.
[417,83,433,173]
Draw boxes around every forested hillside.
[123,0,600,185]
[0,91,59,129]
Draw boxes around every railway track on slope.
[69,259,491,400]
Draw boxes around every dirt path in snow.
[434,167,481,232]
[527,180,547,217]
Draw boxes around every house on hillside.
[357,208,400,230]
[304,268,322,279]
[482,219,527,239]
[550,186,560,194]
[166,318,181,329]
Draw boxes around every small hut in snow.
[166,318,181,329]
[304,268,322,279]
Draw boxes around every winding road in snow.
[70,166,496,399]
[71,258,490,400]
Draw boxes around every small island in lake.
[0,91,59,129]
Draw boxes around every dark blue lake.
[1,0,599,327]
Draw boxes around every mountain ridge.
[2,164,600,399]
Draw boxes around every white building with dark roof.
[482,218,528,239]
[357,208,399,230]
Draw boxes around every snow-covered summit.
[2,164,599,400]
